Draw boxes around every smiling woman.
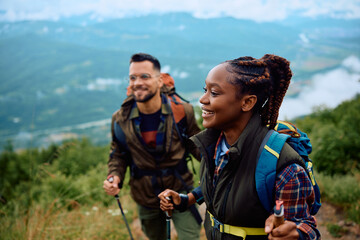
[159,54,321,240]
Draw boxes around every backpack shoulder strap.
[167,93,188,141]
[168,94,186,123]
[255,130,290,212]
[113,120,129,152]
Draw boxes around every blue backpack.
[255,120,321,215]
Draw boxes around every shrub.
[316,171,360,223]
[326,223,348,238]
[296,95,360,175]
[49,138,108,177]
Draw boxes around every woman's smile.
[201,108,215,118]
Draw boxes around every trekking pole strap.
[208,211,266,238]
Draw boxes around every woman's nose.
[199,93,209,105]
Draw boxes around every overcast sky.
[1,0,360,22]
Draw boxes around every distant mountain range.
[0,12,359,150]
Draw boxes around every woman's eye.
[210,91,219,96]
[203,87,219,96]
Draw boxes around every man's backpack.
[255,120,321,215]
[161,73,189,143]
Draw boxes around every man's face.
[129,61,162,103]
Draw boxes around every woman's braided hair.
[225,54,292,129]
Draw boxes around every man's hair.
[130,53,161,72]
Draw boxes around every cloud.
[162,65,171,73]
[172,70,189,79]
[279,55,360,120]
[299,33,310,44]
[160,65,189,79]
[343,55,360,72]
[0,0,359,22]
[86,78,125,91]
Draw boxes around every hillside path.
[131,201,360,239]
[315,202,360,239]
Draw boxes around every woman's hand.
[158,189,181,212]
[265,215,300,239]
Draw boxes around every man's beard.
[133,88,158,103]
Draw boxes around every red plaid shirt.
[213,132,230,187]
[275,163,320,239]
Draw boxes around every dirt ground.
[315,202,360,240]
[131,201,360,239]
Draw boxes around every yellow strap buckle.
[208,211,266,239]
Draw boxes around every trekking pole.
[273,200,284,228]
[165,197,172,240]
[107,176,134,240]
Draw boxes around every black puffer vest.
[191,114,302,240]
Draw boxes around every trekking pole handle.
[165,196,173,218]
[107,175,119,198]
[274,200,284,228]
[165,197,172,240]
